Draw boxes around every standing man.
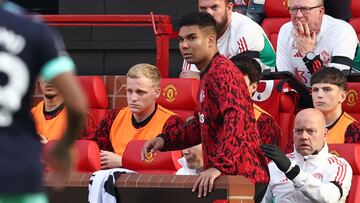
[261,108,352,202]
[181,0,276,79]
[276,0,358,87]
[142,12,269,202]
[0,1,87,203]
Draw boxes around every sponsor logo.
[198,112,205,123]
[199,89,205,103]
[163,84,177,102]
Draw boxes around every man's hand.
[192,167,221,198]
[141,137,165,161]
[294,21,316,56]
[100,150,122,169]
[261,144,291,173]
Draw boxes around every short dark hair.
[310,67,347,90]
[230,53,262,84]
[178,12,217,34]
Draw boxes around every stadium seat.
[157,78,199,120]
[252,79,298,152]
[350,0,360,39]
[122,140,182,174]
[328,144,360,203]
[342,82,360,121]
[77,76,109,125]
[44,140,101,172]
[261,0,290,50]
[351,0,360,18]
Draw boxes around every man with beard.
[261,108,352,202]
[32,79,93,143]
[180,0,276,79]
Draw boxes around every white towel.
[88,168,136,203]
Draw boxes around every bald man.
[261,108,352,203]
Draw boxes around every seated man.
[230,54,281,146]
[286,67,360,152]
[91,63,177,169]
[311,67,360,143]
[261,108,352,202]
[276,0,358,87]
[31,79,94,143]
[176,144,204,175]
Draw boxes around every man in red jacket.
[142,12,269,202]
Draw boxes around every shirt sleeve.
[88,109,120,152]
[179,60,201,78]
[276,24,293,72]
[292,157,353,203]
[206,63,268,182]
[257,113,281,146]
[160,115,202,151]
[327,23,358,71]
[344,121,360,143]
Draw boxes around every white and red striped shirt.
[262,144,353,203]
[181,12,276,74]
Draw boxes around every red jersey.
[160,54,269,184]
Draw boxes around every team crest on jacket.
[199,89,205,103]
[312,172,324,181]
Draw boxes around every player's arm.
[51,72,87,145]
[179,60,200,79]
[276,24,293,72]
[38,25,87,178]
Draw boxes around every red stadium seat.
[342,82,360,121]
[77,76,109,125]
[350,0,360,39]
[264,0,289,18]
[122,140,182,174]
[157,78,199,120]
[261,0,290,50]
[252,80,298,152]
[328,144,360,203]
[44,140,101,172]
[261,18,290,51]
[350,19,360,39]
[351,0,360,18]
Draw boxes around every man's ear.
[339,90,347,103]
[249,82,258,95]
[208,34,216,44]
[154,86,161,99]
[226,1,233,14]
[323,128,328,140]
